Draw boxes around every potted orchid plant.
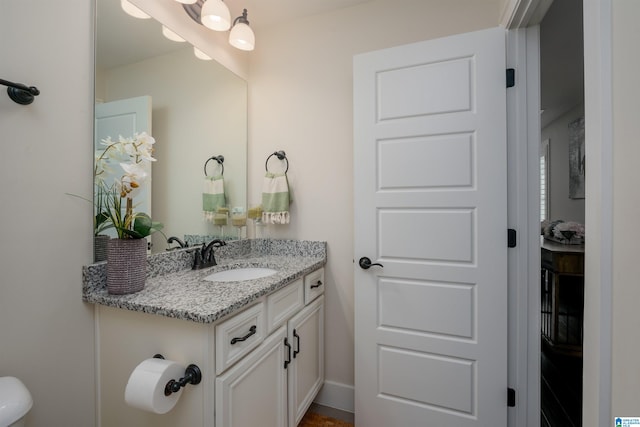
[95,131,163,294]
[95,131,163,239]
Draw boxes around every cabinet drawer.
[216,302,266,375]
[267,278,304,333]
[304,268,325,305]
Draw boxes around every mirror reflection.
[95,0,248,258]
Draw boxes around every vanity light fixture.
[174,0,198,3]
[162,25,186,42]
[181,0,255,51]
[120,0,151,19]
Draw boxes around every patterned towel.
[203,175,226,221]
[262,172,291,224]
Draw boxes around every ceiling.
[98,0,584,128]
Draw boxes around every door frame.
[504,0,614,426]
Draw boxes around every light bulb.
[194,47,212,61]
[120,0,150,19]
[162,26,185,42]
[201,0,231,31]
[229,22,255,51]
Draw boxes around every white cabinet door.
[287,295,325,427]
[216,326,288,427]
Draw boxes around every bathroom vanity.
[83,239,326,427]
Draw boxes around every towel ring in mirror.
[204,155,224,177]
[265,150,289,174]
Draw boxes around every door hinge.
[508,229,517,248]
[507,388,516,407]
[506,68,515,88]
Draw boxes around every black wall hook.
[0,78,40,105]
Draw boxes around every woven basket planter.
[94,234,110,262]
[107,238,147,295]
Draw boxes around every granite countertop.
[82,239,326,324]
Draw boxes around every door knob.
[359,257,383,270]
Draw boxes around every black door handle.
[359,257,383,270]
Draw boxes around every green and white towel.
[203,175,226,221]
[262,172,291,224]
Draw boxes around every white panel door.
[95,96,152,241]
[354,28,508,426]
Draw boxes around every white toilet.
[0,377,32,427]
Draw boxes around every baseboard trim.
[314,380,354,413]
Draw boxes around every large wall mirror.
[95,0,248,257]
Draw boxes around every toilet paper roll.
[124,358,185,414]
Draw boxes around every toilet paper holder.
[153,354,202,396]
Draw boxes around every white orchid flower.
[135,131,155,147]
[118,162,148,198]
[133,132,157,162]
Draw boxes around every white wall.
[541,103,585,223]
[247,0,501,398]
[610,0,640,417]
[0,1,95,426]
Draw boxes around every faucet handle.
[166,236,189,250]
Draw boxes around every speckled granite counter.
[82,239,326,324]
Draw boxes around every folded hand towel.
[262,172,290,224]
[203,175,226,221]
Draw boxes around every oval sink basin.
[204,267,278,282]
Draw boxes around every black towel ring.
[204,155,224,177]
[265,150,289,174]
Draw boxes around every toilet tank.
[0,377,33,427]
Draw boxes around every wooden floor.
[298,404,354,427]
[298,412,354,427]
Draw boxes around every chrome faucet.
[192,239,226,270]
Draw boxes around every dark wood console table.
[541,237,584,356]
